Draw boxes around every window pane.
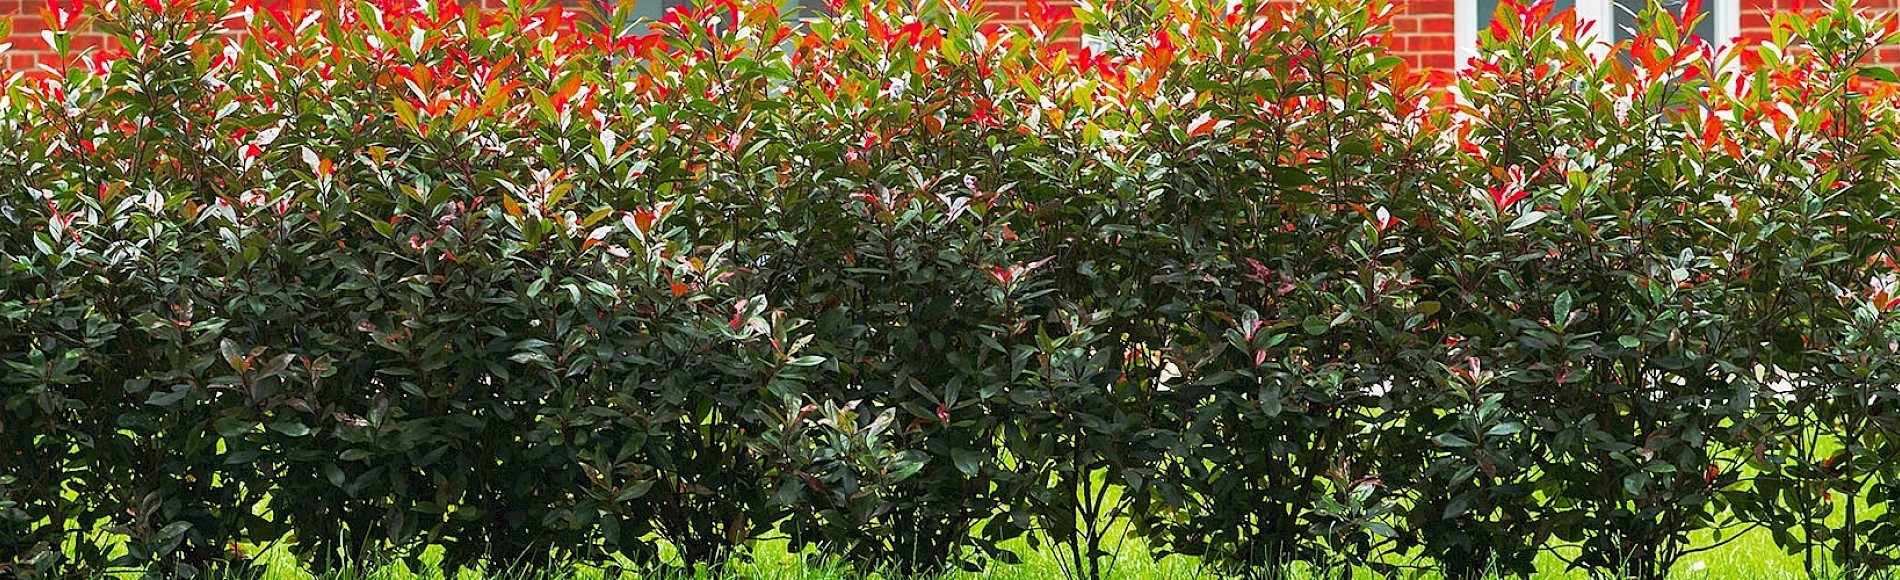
[791,0,830,18]
[613,0,829,21]
[1612,0,1715,42]
[1475,0,1575,35]
[621,0,690,21]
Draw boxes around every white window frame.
[607,0,832,25]
[1455,0,1740,67]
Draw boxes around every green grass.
[175,522,1828,580]
[72,468,1868,579]
[82,480,1867,580]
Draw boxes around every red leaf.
[1488,166,1529,210]
[1373,207,1399,232]
[1679,0,1702,30]
[1185,113,1222,139]
[899,21,924,47]
[1025,0,1071,35]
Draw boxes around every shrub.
[3,0,1900,578]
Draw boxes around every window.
[1609,0,1715,42]
[593,0,830,27]
[1456,0,1739,66]
[627,0,828,20]
[623,0,688,22]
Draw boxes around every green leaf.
[953,449,983,476]
[221,339,246,373]
[615,480,656,502]
[215,418,256,438]
[1302,315,1331,336]
[1444,494,1473,519]
[1485,423,1525,437]
[146,386,191,407]
[1433,433,1476,448]
[269,421,311,437]
[1856,66,1900,84]
[324,464,346,489]
[1507,210,1548,232]
[1624,473,1650,496]
[391,98,420,133]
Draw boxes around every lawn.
[199,522,1816,580]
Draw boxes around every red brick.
[11,15,45,33]
[69,33,112,52]
[1415,52,1456,70]
[1409,34,1454,53]
[10,31,50,51]
[1416,15,1455,33]
[1404,0,1454,15]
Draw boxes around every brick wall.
[1,0,1895,71]
[1394,0,1460,69]
[983,0,1025,24]
[2,0,104,71]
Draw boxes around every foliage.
[3,0,1900,578]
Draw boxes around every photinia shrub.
[2,0,1899,578]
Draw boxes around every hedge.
[2,0,1899,577]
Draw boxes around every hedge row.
[3,0,1899,577]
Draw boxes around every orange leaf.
[1186,113,1223,139]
